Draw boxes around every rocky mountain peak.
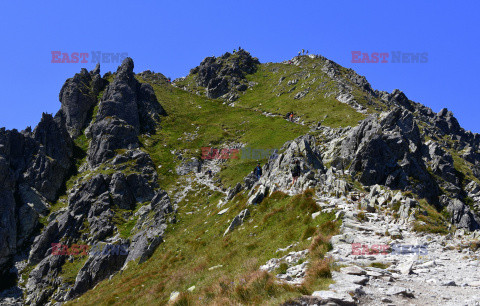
[58,64,107,138]
[438,107,452,117]
[86,58,166,167]
[117,57,134,77]
[188,49,260,101]
[91,62,101,75]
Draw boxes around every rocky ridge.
[0,58,173,305]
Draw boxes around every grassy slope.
[69,189,339,305]
[175,55,367,129]
[237,59,366,128]
[137,76,309,190]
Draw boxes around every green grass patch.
[413,199,450,234]
[136,75,308,190]
[234,60,366,128]
[67,189,338,305]
[369,262,390,269]
[60,257,88,284]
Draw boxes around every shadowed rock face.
[23,113,74,201]
[87,57,166,167]
[58,64,107,138]
[334,108,440,201]
[0,112,73,285]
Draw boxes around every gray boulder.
[227,182,243,200]
[224,209,250,236]
[447,199,480,231]
[67,249,128,299]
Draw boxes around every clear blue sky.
[1,0,479,132]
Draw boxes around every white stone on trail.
[340,265,367,276]
[217,208,228,215]
[386,286,415,298]
[397,256,416,275]
[416,260,436,269]
[169,291,180,302]
[312,290,355,304]
[208,265,223,270]
[332,271,369,285]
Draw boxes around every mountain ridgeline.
[1,50,480,305]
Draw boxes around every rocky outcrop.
[125,190,173,265]
[58,64,107,137]
[423,140,461,193]
[190,50,260,100]
[0,112,73,282]
[66,246,128,299]
[17,58,171,304]
[87,57,166,167]
[23,113,73,201]
[446,198,480,231]
[25,255,66,305]
[434,108,462,136]
[379,89,415,112]
[224,209,250,236]
[334,108,439,201]
[255,134,325,195]
[25,145,171,302]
